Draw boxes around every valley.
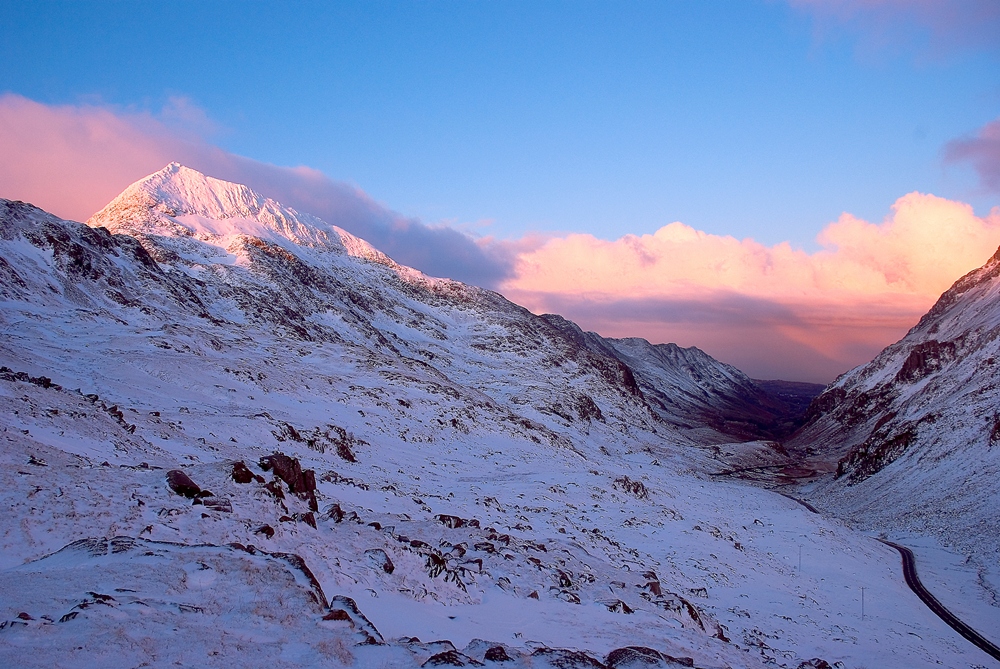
[0,165,997,668]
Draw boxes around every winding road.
[777,491,1000,663]
[877,539,1000,663]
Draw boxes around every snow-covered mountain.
[539,318,809,442]
[0,165,987,668]
[791,246,1000,560]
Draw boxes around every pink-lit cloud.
[787,0,1000,56]
[945,117,1000,194]
[501,194,1000,381]
[3,93,998,382]
[0,93,513,286]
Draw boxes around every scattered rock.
[423,650,484,667]
[231,460,262,484]
[531,647,606,668]
[254,524,275,539]
[364,548,395,574]
[797,660,833,669]
[612,476,649,499]
[483,645,512,662]
[601,599,634,614]
[436,514,466,529]
[260,452,318,511]
[200,497,233,513]
[165,469,201,498]
[605,647,694,668]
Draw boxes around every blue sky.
[3,0,997,247]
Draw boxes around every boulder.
[260,452,318,511]
[165,469,201,498]
[605,647,694,668]
[231,461,260,484]
[531,647,606,668]
[483,645,512,662]
[364,548,395,574]
[423,650,484,667]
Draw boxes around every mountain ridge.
[0,164,983,667]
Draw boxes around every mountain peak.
[87,164,399,268]
[124,162,268,221]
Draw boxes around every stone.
[530,647,606,668]
[483,646,512,662]
[165,469,201,498]
[364,548,395,574]
[436,514,466,529]
[231,461,257,484]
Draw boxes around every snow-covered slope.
[539,316,814,444]
[0,166,988,667]
[791,245,1000,569]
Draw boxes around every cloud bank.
[0,93,513,287]
[3,93,998,381]
[501,193,1000,381]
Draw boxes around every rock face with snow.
[0,165,986,668]
[791,246,1000,556]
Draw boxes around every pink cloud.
[787,0,1000,56]
[945,117,1000,193]
[0,94,513,286]
[501,193,1000,381]
[4,93,998,382]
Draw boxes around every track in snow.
[878,539,1000,663]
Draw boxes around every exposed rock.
[364,548,395,574]
[612,476,648,499]
[200,497,233,513]
[796,660,833,669]
[259,452,318,511]
[231,460,261,484]
[605,646,694,668]
[327,595,384,643]
[165,469,201,498]
[483,645,512,662]
[531,647,607,668]
[436,514,466,529]
[423,650,484,667]
[264,480,285,500]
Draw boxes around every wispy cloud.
[501,193,1000,381]
[0,93,514,286]
[945,116,1000,194]
[787,0,1000,57]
